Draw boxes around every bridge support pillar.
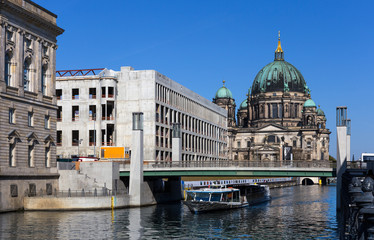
[336,107,350,211]
[172,123,181,162]
[129,113,156,206]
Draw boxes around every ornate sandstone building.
[0,0,63,211]
[213,35,330,162]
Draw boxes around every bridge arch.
[301,178,315,185]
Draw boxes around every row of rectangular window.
[9,142,51,168]
[9,108,50,129]
[10,183,53,198]
[56,87,115,100]
[57,104,114,122]
[57,130,114,147]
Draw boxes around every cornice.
[0,0,64,37]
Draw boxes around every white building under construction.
[56,67,228,163]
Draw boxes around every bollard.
[82,189,85,197]
[94,188,97,197]
[68,188,71,197]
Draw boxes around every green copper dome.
[251,60,308,95]
[304,99,316,108]
[251,36,309,95]
[317,106,325,116]
[239,99,248,109]
[215,81,233,99]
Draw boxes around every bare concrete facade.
[56,69,118,157]
[0,0,63,212]
[56,67,227,163]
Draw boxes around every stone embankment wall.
[24,195,129,210]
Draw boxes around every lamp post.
[74,139,83,157]
[94,113,96,157]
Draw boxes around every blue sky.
[34,0,374,159]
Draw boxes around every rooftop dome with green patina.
[251,33,309,95]
[239,99,248,109]
[215,80,233,99]
[304,99,316,108]
[317,105,325,116]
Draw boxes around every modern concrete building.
[0,0,63,212]
[56,67,227,163]
[213,35,331,163]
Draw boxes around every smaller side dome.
[317,105,325,116]
[239,99,248,109]
[303,99,316,108]
[215,80,233,99]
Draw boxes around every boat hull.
[183,200,248,213]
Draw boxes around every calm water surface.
[0,185,338,239]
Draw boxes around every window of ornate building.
[293,140,297,147]
[247,141,251,148]
[10,184,18,198]
[23,59,32,91]
[6,30,13,42]
[44,115,50,129]
[25,38,32,49]
[9,108,15,124]
[9,142,16,167]
[41,65,47,95]
[237,141,241,148]
[46,183,52,195]
[322,140,325,147]
[307,141,311,148]
[45,146,50,167]
[28,144,34,167]
[272,104,278,118]
[5,53,12,86]
[28,112,33,127]
[29,183,36,197]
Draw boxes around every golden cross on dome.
[278,31,280,40]
[222,80,225,86]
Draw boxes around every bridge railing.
[121,160,334,169]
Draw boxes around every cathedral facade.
[213,36,330,162]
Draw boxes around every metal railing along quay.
[26,187,126,198]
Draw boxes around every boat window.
[186,192,195,201]
[233,191,240,202]
[195,192,210,201]
[210,193,221,202]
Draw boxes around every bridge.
[119,160,336,178]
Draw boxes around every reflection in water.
[0,186,338,239]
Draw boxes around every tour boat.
[183,184,271,213]
[183,185,249,213]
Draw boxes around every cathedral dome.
[303,99,316,108]
[251,35,308,95]
[239,99,248,109]
[215,80,233,99]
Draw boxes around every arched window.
[41,65,47,95]
[5,53,11,86]
[23,59,31,91]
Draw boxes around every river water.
[0,185,338,239]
